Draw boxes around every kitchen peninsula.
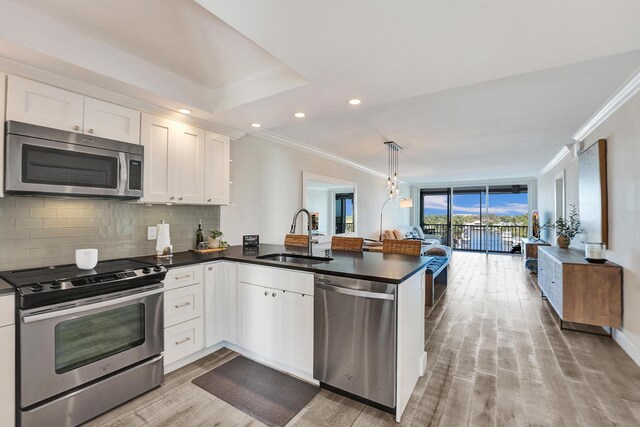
[137,244,431,422]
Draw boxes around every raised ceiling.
[2,0,640,182]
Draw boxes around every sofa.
[383,226,453,258]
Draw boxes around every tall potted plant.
[554,204,581,248]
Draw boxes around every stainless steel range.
[0,259,167,427]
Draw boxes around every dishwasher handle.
[316,282,395,300]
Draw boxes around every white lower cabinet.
[165,262,313,377]
[204,261,237,347]
[0,293,15,427]
[237,264,314,374]
[163,265,204,367]
[274,289,314,373]
[164,317,204,366]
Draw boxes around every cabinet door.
[237,281,273,357]
[140,114,175,203]
[0,325,15,427]
[84,97,140,144]
[204,262,238,347]
[174,123,205,204]
[7,75,84,132]
[537,252,548,296]
[204,131,230,205]
[274,290,313,373]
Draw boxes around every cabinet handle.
[170,196,175,200]
[175,337,192,345]
[272,292,277,297]
[208,266,213,271]
[174,274,192,280]
[73,125,80,131]
[88,128,94,134]
[207,199,212,202]
[264,291,269,296]
[179,197,184,201]
[174,301,192,308]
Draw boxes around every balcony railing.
[422,223,528,253]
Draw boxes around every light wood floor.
[88,252,640,426]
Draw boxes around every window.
[335,193,354,234]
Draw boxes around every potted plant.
[553,204,581,248]
[208,229,224,248]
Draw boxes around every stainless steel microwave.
[4,121,143,199]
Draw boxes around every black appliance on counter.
[0,259,167,427]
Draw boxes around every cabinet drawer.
[238,264,314,295]
[164,265,203,291]
[0,294,14,327]
[164,317,204,366]
[164,284,203,328]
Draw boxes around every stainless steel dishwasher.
[314,273,397,412]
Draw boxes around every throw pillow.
[413,226,426,239]
[426,246,447,256]
[393,228,405,239]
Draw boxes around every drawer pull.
[264,291,269,296]
[175,337,192,345]
[174,301,192,309]
[208,266,213,271]
[174,274,192,280]
[272,292,277,297]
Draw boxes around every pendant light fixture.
[385,141,402,199]
[378,141,413,240]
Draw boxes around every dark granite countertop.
[134,244,434,284]
[0,278,14,295]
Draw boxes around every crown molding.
[252,129,388,179]
[573,68,640,142]
[540,146,571,175]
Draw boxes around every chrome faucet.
[289,208,313,255]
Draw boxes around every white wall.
[220,134,410,245]
[307,188,330,233]
[537,91,640,359]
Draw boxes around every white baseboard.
[613,329,640,367]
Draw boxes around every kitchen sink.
[256,253,333,265]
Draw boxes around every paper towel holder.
[155,220,174,258]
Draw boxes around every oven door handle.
[22,287,164,324]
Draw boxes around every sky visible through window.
[423,193,528,216]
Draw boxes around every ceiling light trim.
[254,130,387,179]
[573,67,640,142]
[540,146,571,175]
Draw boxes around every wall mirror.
[579,139,608,244]
[302,172,357,242]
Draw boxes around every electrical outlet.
[147,226,158,240]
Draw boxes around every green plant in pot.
[208,229,225,249]
[554,204,581,248]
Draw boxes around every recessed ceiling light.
[178,108,192,114]
[348,98,361,105]
[294,112,306,118]
[251,123,262,128]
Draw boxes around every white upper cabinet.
[204,131,230,205]
[141,114,207,204]
[141,114,174,203]
[6,76,140,144]
[175,123,205,204]
[141,113,229,205]
[83,97,140,143]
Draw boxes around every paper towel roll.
[156,223,171,255]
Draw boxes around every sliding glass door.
[420,184,529,253]
[420,189,451,246]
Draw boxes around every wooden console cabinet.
[521,237,550,261]
[537,246,622,329]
